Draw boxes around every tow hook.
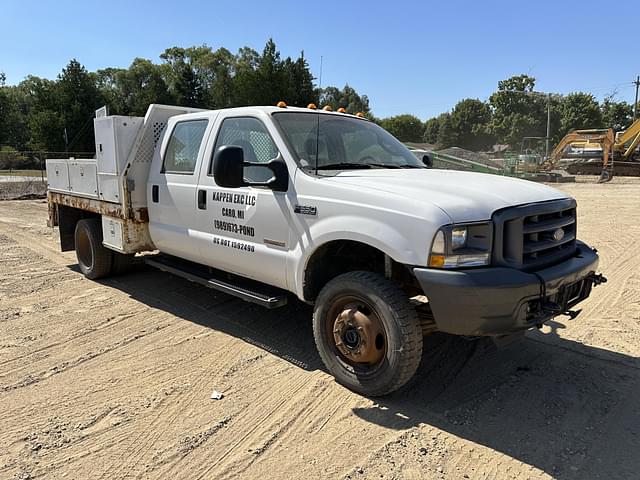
[588,272,607,286]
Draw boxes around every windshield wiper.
[314,162,423,170]
[315,163,373,170]
[360,163,424,169]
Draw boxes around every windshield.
[272,112,424,173]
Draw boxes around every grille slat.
[523,216,576,234]
[523,232,576,254]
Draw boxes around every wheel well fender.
[56,204,100,252]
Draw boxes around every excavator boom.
[543,122,640,183]
[543,128,615,182]
[614,118,640,159]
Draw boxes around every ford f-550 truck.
[46,104,606,396]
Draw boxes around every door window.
[211,117,279,182]
[162,120,208,174]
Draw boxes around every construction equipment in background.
[542,118,640,182]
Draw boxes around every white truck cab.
[46,104,606,396]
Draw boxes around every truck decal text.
[213,236,255,252]
[212,191,256,206]
[214,220,255,237]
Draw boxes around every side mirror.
[213,145,289,192]
[422,154,433,168]
[213,145,245,188]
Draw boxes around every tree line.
[1,45,637,163]
[378,74,637,152]
[0,39,370,157]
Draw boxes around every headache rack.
[492,198,577,271]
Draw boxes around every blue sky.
[1,0,638,119]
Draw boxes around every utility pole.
[633,75,640,121]
[318,55,323,105]
[545,93,552,160]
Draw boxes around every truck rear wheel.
[74,218,113,280]
[313,271,423,396]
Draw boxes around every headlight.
[429,223,492,268]
[451,227,468,250]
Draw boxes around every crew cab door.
[147,116,214,264]
[194,114,291,289]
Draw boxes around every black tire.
[312,271,423,396]
[74,218,113,280]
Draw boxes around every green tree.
[320,84,370,114]
[95,67,127,114]
[207,47,236,108]
[57,59,104,151]
[0,146,28,170]
[600,97,633,131]
[118,58,172,115]
[559,92,602,137]
[282,52,316,107]
[489,74,548,147]
[380,114,424,142]
[0,42,370,153]
[18,75,65,150]
[160,47,205,107]
[436,113,457,149]
[423,116,441,144]
[0,85,29,149]
[254,39,285,105]
[446,98,494,151]
[232,47,261,105]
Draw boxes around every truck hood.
[325,169,569,223]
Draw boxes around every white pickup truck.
[46,104,606,396]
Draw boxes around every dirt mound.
[436,147,503,169]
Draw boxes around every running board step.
[145,255,288,309]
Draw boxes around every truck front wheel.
[74,218,113,280]
[313,271,423,396]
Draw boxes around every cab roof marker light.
[355,112,365,118]
[337,107,346,113]
[307,103,317,109]
[277,101,287,108]
[322,105,333,111]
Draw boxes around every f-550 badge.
[294,205,317,216]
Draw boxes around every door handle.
[152,185,159,203]
[198,189,207,210]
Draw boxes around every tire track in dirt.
[1,183,640,480]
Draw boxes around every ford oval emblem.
[552,228,565,242]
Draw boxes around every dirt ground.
[1,178,639,480]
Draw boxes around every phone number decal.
[213,220,255,237]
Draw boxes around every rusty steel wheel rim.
[326,295,387,367]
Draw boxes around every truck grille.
[492,199,577,271]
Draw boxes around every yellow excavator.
[543,118,640,182]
